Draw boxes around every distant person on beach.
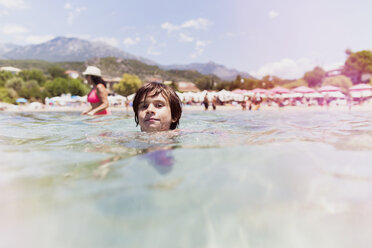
[241,97,247,110]
[133,82,182,132]
[203,94,209,110]
[212,96,217,110]
[81,66,110,115]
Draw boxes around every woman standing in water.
[81,66,110,115]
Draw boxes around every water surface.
[1,109,372,248]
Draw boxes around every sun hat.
[82,66,101,77]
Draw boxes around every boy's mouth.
[145,117,160,122]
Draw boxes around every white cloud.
[182,18,211,29]
[322,61,344,72]
[146,36,162,56]
[178,33,193,43]
[64,3,72,9]
[268,10,279,19]
[149,36,157,44]
[64,3,86,24]
[0,0,30,9]
[94,37,119,47]
[147,47,161,56]
[161,18,212,33]
[24,35,55,44]
[191,40,209,58]
[161,22,179,32]
[250,58,318,79]
[123,37,140,47]
[0,24,29,34]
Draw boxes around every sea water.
[1,109,372,248]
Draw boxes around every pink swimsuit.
[87,88,110,115]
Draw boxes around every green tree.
[322,75,352,92]
[0,88,16,103]
[342,50,372,84]
[303,66,326,87]
[0,71,14,87]
[67,79,90,96]
[5,77,24,93]
[18,80,42,99]
[214,81,231,91]
[241,78,261,90]
[47,66,67,79]
[44,78,69,96]
[260,75,276,89]
[194,75,216,90]
[113,73,142,96]
[19,69,46,86]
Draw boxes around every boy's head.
[133,82,182,132]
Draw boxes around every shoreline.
[1,103,372,113]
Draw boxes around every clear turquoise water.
[1,109,372,248]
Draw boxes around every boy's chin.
[140,124,170,132]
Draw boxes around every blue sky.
[0,0,371,79]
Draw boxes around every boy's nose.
[146,104,155,113]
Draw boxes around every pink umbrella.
[349,84,372,91]
[318,85,341,92]
[232,89,248,94]
[269,87,290,94]
[251,88,269,94]
[292,86,316,94]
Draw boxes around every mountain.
[2,36,156,65]
[2,36,251,81]
[163,61,252,81]
[0,43,20,58]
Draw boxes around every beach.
[2,102,372,113]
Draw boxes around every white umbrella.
[323,91,345,98]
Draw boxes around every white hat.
[82,66,101,77]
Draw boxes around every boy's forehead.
[140,92,168,102]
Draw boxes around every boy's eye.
[140,104,148,109]
[156,103,163,108]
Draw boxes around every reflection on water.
[1,110,372,248]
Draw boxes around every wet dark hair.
[89,75,107,88]
[133,82,182,130]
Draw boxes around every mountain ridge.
[1,36,252,80]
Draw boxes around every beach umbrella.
[349,84,372,91]
[232,89,248,95]
[269,87,290,94]
[292,86,316,94]
[305,92,323,98]
[324,91,345,98]
[318,85,341,92]
[251,88,269,96]
[350,91,372,98]
[287,92,303,98]
[16,98,28,103]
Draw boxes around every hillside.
[0,57,219,83]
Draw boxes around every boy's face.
[138,93,174,132]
